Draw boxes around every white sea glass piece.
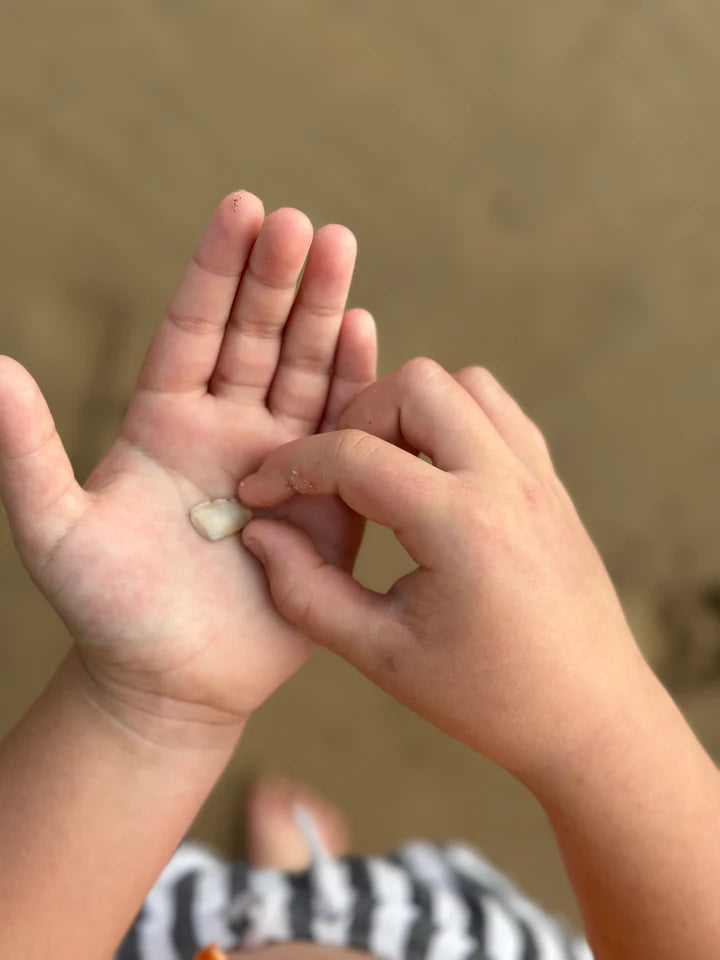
[190,498,252,541]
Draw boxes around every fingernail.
[237,477,252,503]
[238,472,258,491]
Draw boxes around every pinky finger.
[319,309,377,433]
[453,367,554,474]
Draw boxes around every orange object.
[193,945,229,960]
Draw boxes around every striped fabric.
[115,841,591,960]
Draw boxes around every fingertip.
[189,190,265,285]
[216,190,265,233]
[222,187,264,212]
[265,206,314,240]
[238,475,293,511]
[314,223,358,257]
[237,474,262,506]
[251,208,315,277]
[342,308,376,341]
[0,355,35,396]
[324,310,377,430]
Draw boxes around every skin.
[0,191,377,730]
[239,359,720,960]
[4,192,719,958]
[0,193,376,958]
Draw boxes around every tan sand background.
[3,0,720,931]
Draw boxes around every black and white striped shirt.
[116,838,591,960]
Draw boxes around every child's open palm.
[0,193,376,728]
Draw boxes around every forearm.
[0,647,243,959]
[534,661,720,959]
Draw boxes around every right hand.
[238,358,653,785]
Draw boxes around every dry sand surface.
[3,0,720,929]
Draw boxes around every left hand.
[0,192,376,733]
[237,359,642,783]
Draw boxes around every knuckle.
[463,492,504,538]
[517,472,546,510]
[166,309,223,336]
[440,477,488,533]
[457,365,498,396]
[463,468,547,530]
[246,261,298,293]
[278,577,315,624]
[301,298,346,320]
[400,356,445,385]
[335,428,380,462]
[235,317,284,341]
[282,349,332,376]
[190,251,239,280]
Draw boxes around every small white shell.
[190,498,252,541]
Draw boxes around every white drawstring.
[293,803,348,919]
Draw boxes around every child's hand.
[0,193,375,733]
[238,359,649,784]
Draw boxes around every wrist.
[521,652,720,960]
[0,646,243,959]
[526,652,712,816]
[67,646,246,755]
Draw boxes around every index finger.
[238,429,455,566]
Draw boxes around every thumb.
[0,357,85,560]
[241,517,395,675]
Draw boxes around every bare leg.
[245,777,349,871]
